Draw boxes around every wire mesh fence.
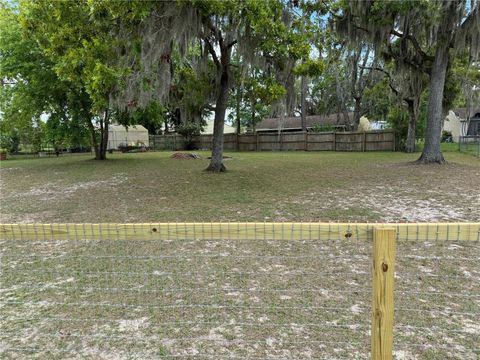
[393,238,479,359]
[0,223,479,359]
[459,135,480,157]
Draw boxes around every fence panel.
[334,132,364,151]
[223,134,237,151]
[307,133,335,151]
[459,136,480,157]
[364,132,395,151]
[149,131,395,152]
[257,133,282,151]
[281,132,307,151]
[392,229,479,359]
[1,222,478,359]
[238,134,256,151]
[1,223,374,359]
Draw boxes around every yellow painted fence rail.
[0,222,479,242]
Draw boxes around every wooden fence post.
[333,132,336,151]
[371,227,396,360]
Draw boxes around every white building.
[107,124,149,150]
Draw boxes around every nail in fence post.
[371,227,396,360]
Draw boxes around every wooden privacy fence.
[149,130,395,152]
[1,222,478,360]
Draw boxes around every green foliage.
[177,122,203,150]
[44,114,91,151]
[387,93,428,151]
[0,129,20,153]
[308,124,336,133]
[20,0,125,113]
[131,102,166,134]
[363,79,394,121]
[441,130,453,143]
[113,101,166,134]
[228,65,286,130]
[0,2,69,150]
[294,59,325,77]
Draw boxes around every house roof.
[256,113,352,131]
[108,124,148,133]
[452,107,480,120]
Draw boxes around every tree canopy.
[1,0,478,166]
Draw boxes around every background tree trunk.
[236,83,242,135]
[94,109,109,160]
[417,43,449,164]
[352,97,361,131]
[405,99,418,153]
[300,75,307,132]
[87,118,103,160]
[250,95,256,131]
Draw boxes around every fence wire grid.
[459,135,480,157]
[0,223,478,360]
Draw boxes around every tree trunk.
[87,118,101,160]
[405,99,418,153]
[206,67,229,172]
[352,97,361,131]
[101,109,109,159]
[250,97,256,131]
[417,42,449,164]
[94,109,109,160]
[236,84,241,135]
[235,85,241,151]
[300,75,307,132]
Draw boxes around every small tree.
[20,0,128,160]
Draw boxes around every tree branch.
[204,104,216,112]
[390,29,434,62]
[227,39,237,49]
[204,38,221,69]
[360,65,399,96]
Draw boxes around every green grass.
[1,150,478,223]
[1,150,478,359]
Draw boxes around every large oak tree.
[339,0,480,163]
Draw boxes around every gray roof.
[452,107,480,120]
[256,113,352,131]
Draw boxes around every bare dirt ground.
[0,151,478,223]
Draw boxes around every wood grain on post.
[371,227,396,360]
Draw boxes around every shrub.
[308,124,336,133]
[441,131,453,143]
[177,122,203,150]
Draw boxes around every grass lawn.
[1,151,478,359]
[1,149,478,223]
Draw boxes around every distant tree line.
[1,0,478,168]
